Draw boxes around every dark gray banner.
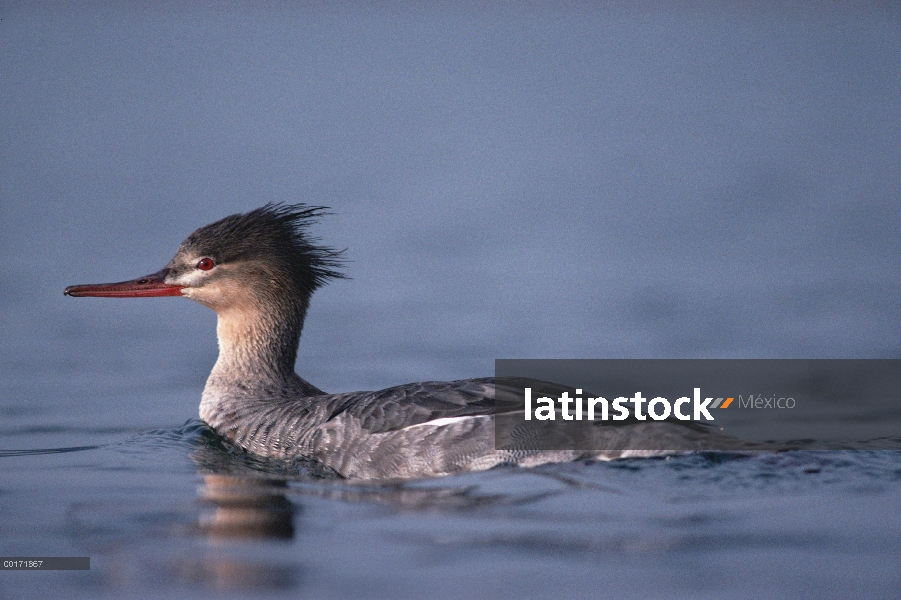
[1,557,90,570]
[494,360,901,452]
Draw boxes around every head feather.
[180,203,346,295]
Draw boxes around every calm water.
[2,407,900,598]
[3,4,901,598]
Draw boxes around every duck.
[65,204,747,479]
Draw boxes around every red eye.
[197,258,215,271]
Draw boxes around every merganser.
[65,204,747,479]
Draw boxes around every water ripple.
[0,445,99,457]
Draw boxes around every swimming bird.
[65,204,749,479]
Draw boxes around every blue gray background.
[1,3,899,422]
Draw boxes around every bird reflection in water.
[158,473,299,593]
[151,433,303,593]
[197,475,296,540]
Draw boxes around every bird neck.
[204,299,307,398]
